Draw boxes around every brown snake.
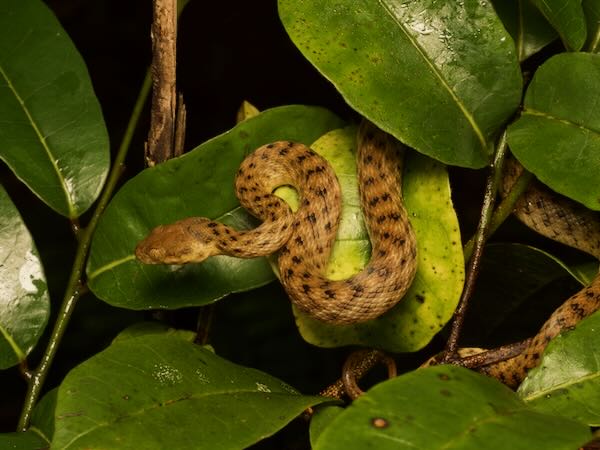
[480,158,600,387]
[331,161,600,396]
[136,122,418,324]
[136,120,600,386]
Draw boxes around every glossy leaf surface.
[279,0,522,168]
[87,105,344,309]
[0,0,109,218]
[508,53,600,211]
[30,389,57,445]
[314,366,591,450]
[310,406,344,448]
[519,310,600,426]
[0,185,49,369]
[529,0,586,51]
[0,431,48,450]
[52,334,327,449]
[493,0,557,61]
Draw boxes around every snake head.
[135,217,220,265]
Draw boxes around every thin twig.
[442,131,509,361]
[450,339,531,369]
[17,70,153,432]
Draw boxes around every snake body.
[482,160,600,387]
[136,120,600,386]
[136,122,418,324]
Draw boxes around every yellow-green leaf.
[284,127,463,352]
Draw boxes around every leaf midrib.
[521,370,600,402]
[58,390,309,449]
[0,320,26,362]
[376,0,487,152]
[0,63,74,217]
[523,108,600,137]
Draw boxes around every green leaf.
[112,321,196,343]
[519,310,600,426]
[570,261,600,285]
[310,405,344,448]
[294,131,463,352]
[0,431,48,450]
[177,0,190,16]
[30,389,57,445]
[279,0,522,168]
[0,0,109,218]
[313,366,591,450]
[0,185,49,369]
[493,0,558,61]
[87,105,344,309]
[584,0,600,53]
[529,0,586,51]
[508,53,600,211]
[236,100,261,123]
[52,334,328,450]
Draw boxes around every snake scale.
[136,121,600,386]
[480,159,600,387]
[136,121,418,324]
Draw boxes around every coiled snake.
[136,122,418,324]
[136,122,600,386]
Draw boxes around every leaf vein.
[376,0,487,151]
[0,64,75,217]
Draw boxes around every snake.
[136,121,418,324]
[480,157,600,387]
[329,161,600,394]
[136,119,600,386]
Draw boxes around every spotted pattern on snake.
[136,122,418,324]
[480,157,600,387]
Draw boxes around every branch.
[442,130,508,361]
[17,71,153,432]
[145,0,180,165]
[447,339,531,369]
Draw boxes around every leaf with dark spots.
[313,366,590,449]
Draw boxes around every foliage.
[0,0,598,448]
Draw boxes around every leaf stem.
[443,131,508,361]
[18,360,32,382]
[17,69,152,431]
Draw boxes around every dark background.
[48,0,352,157]
[1,1,583,447]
